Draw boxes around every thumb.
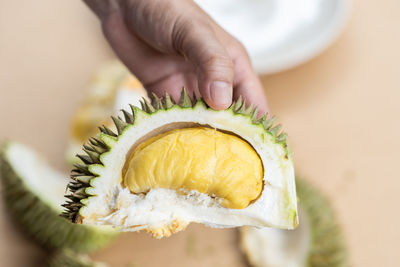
[174,22,234,109]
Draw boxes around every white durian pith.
[0,142,117,251]
[64,90,298,238]
[240,179,348,267]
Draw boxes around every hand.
[84,0,269,114]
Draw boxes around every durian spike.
[251,106,259,122]
[121,109,134,124]
[83,149,101,164]
[276,133,288,143]
[89,137,108,149]
[237,99,247,113]
[142,98,156,113]
[233,96,243,112]
[244,104,254,115]
[111,116,128,135]
[151,93,164,110]
[178,87,192,107]
[269,124,282,137]
[256,115,267,125]
[72,164,91,175]
[76,154,93,165]
[73,176,93,184]
[163,92,175,109]
[99,125,117,137]
[263,116,276,130]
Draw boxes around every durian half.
[62,89,298,238]
[66,61,147,165]
[240,179,348,267]
[0,142,118,251]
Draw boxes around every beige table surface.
[1,0,399,266]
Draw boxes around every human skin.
[83,0,269,114]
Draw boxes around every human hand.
[84,0,269,114]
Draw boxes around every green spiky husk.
[297,178,348,267]
[48,249,107,267]
[0,144,118,252]
[63,88,290,223]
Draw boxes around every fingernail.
[210,81,233,108]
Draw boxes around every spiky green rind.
[48,249,107,267]
[296,179,348,267]
[63,88,290,223]
[0,143,117,252]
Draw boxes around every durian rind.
[0,142,117,252]
[240,178,348,267]
[63,89,297,233]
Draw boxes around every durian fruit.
[48,249,107,267]
[66,61,147,165]
[62,89,298,238]
[240,178,348,267]
[0,142,118,251]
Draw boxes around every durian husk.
[0,143,118,252]
[62,88,293,230]
[48,249,107,267]
[240,178,348,267]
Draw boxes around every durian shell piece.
[63,88,291,225]
[240,178,348,267]
[0,142,118,252]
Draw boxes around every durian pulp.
[123,127,263,209]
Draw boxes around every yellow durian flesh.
[123,127,263,209]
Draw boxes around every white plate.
[196,0,351,74]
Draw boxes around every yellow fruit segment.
[123,127,263,209]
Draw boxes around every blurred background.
[0,0,399,266]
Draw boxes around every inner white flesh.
[241,208,309,267]
[82,103,297,230]
[6,143,67,211]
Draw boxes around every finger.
[232,54,270,116]
[173,19,234,110]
